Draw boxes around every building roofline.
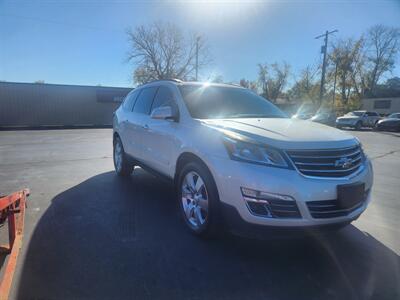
[0,81,132,90]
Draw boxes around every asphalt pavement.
[0,128,399,300]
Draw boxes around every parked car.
[336,111,380,130]
[375,113,400,132]
[113,80,373,238]
[310,111,337,126]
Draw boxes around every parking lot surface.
[0,128,399,300]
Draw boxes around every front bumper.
[206,155,373,228]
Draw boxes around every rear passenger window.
[122,90,139,111]
[133,87,158,114]
[151,86,178,113]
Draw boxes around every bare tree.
[287,66,319,104]
[127,22,210,84]
[364,25,400,95]
[328,38,364,103]
[257,62,290,102]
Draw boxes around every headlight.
[223,136,289,168]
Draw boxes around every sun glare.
[177,0,262,27]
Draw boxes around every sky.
[0,0,399,88]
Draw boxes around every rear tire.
[113,136,134,177]
[177,161,221,238]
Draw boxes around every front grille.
[286,145,364,178]
[246,199,301,219]
[307,189,369,219]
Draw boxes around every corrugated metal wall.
[0,82,131,127]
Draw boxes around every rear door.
[366,112,378,126]
[127,86,159,162]
[141,85,180,176]
[118,90,140,155]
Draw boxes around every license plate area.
[337,182,365,209]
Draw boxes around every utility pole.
[315,29,338,105]
[332,62,338,107]
[195,36,200,81]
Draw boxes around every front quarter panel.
[170,121,229,176]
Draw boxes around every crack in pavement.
[370,149,400,160]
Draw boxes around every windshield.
[347,111,364,116]
[179,85,287,119]
[388,113,399,119]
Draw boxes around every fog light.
[241,187,300,219]
[241,187,259,198]
[240,187,294,201]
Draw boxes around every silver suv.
[336,111,380,130]
[113,80,373,237]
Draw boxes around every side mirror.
[150,106,177,121]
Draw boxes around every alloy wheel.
[181,171,209,229]
[114,140,123,172]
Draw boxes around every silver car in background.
[336,111,380,130]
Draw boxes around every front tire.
[113,136,133,177]
[177,161,221,238]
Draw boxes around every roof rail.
[144,78,183,85]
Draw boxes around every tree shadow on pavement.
[16,170,400,300]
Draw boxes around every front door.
[140,86,180,176]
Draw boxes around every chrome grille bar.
[286,145,364,178]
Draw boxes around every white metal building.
[361,97,400,115]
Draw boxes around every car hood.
[201,118,357,150]
[379,118,400,123]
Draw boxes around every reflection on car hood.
[379,118,400,123]
[202,118,356,150]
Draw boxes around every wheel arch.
[174,152,214,187]
[113,131,120,142]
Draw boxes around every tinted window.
[179,85,287,119]
[367,112,378,116]
[389,113,400,119]
[122,90,139,111]
[133,87,158,114]
[151,86,178,114]
[348,111,364,117]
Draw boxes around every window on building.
[373,100,391,109]
[96,88,130,103]
[133,87,158,114]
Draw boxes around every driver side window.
[151,86,179,116]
